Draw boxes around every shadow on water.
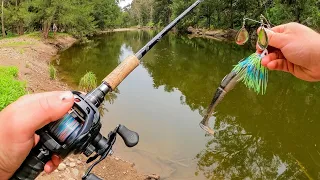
[57,31,320,179]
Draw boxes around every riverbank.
[0,34,157,180]
[187,26,238,41]
[101,26,237,42]
[0,33,75,93]
[100,26,155,33]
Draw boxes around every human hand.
[258,22,320,81]
[0,91,74,179]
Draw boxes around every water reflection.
[57,31,320,179]
[142,34,320,179]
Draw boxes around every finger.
[265,27,289,49]
[51,154,62,167]
[261,51,285,66]
[266,59,289,72]
[271,24,286,33]
[44,160,55,173]
[33,134,40,147]
[2,91,74,140]
[44,155,62,173]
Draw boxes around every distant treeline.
[0,0,126,39]
[1,0,319,40]
[125,0,320,31]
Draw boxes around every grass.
[0,41,34,47]
[26,32,69,39]
[24,32,42,40]
[0,32,18,40]
[49,64,57,80]
[79,72,97,92]
[0,66,27,110]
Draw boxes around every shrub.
[79,71,97,92]
[49,64,57,80]
[0,66,26,110]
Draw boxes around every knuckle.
[38,95,52,114]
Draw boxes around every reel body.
[11,91,139,180]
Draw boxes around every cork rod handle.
[103,55,140,90]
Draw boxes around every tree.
[125,0,319,31]
[1,0,5,37]
[1,0,124,39]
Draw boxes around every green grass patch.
[25,32,42,40]
[0,41,34,47]
[79,72,97,92]
[49,64,57,80]
[48,32,69,38]
[0,66,27,110]
[26,32,69,39]
[0,32,18,40]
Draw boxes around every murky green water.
[56,31,320,180]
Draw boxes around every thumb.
[265,28,289,49]
[1,91,74,139]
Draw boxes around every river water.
[56,31,320,180]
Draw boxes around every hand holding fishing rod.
[5,1,204,179]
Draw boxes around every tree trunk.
[18,20,23,35]
[207,6,211,28]
[167,0,171,24]
[16,0,18,34]
[230,0,233,29]
[43,20,51,39]
[1,0,5,38]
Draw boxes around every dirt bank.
[0,34,75,93]
[37,155,148,180]
[0,34,157,180]
[187,26,238,41]
[100,27,155,33]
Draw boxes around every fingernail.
[45,164,52,173]
[60,91,73,101]
[48,166,52,172]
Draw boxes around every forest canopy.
[1,0,319,39]
[126,0,320,30]
[0,0,124,38]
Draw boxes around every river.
[55,31,320,180]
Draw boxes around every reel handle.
[117,125,139,147]
[10,144,51,180]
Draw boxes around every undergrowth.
[79,71,97,92]
[0,66,26,110]
[49,64,57,80]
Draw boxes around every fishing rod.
[11,1,204,180]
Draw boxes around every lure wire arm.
[243,17,270,28]
[242,14,273,29]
